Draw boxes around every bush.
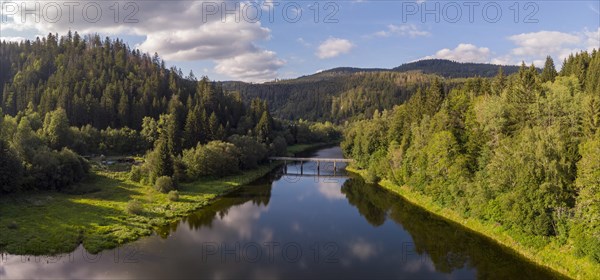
[154,176,174,193]
[126,200,143,215]
[228,135,267,169]
[168,190,179,202]
[129,165,143,182]
[182,141,240,179]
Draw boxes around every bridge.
[269,157,353,175]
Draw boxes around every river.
[0,146,562,279]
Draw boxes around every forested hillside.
[392,59,522,78]
[224,71,438,122]
[0,33,340,193]
[223,60,521,123]
[342,52,600,263]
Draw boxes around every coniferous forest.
[0,33,340,193]
[0,32,599,278]
[342,51,600,263]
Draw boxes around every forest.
[342,51,600,263]
[223,59,522,123]
[0,33,341,194]
[1,32,599,274]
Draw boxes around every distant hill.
[310,59,521,79]
[392,59,521,78]
[222,59,523,122]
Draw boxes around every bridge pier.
[269,156,353,176]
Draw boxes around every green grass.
[0,143,324,256]
[0,164,279,255]
[346,166,600,280]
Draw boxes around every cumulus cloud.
[214,50,285,82]
[1,1,285,82]
[584,27,600,51]
[423,43,491,63]
[373,24,430,38]
[0,36,27,42]
[423,28,599,67]
[508,31,580,57]
[137,19,270,61]
[497,29,598,66]
[316,38,354,59]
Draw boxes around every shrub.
[168,190,179,202]
[129,165,142,182]
[126,199,143,215]
[154,176,174,193]
[182,141,240,179]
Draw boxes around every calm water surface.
[0,147,562,279]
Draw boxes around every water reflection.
[1,146,566,280]
[340,175,566,280]
[156,182,273,238]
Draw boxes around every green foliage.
[270,136,288,156]
[227,135,267,169]
[168,190,180,202]
[129,165,143,182]
[126,199,144,215]
[541,56,558,83]
[343,50,600,263]
[182,141,240,179]
[147,137,174,181]
[572,132,600,261]
[256,111,273,143]
[0,139,23,192]
[42,108,71,150]
[154,176,175,193]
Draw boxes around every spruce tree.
[541,56,558,83]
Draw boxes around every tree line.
[342,52,600,263]
[0,33,341,194]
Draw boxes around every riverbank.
[346,167,599,280]
[0,143,328,256]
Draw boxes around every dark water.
[0,147,563,279]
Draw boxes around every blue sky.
[1,0,599,82]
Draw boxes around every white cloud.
[373,24,430,38]
[584,27,600,51]
[1,1,284,82]
[0,36,27,42]
[423,43,491,63]
[497,29,598,66]
[316,181,346,200]
[316,38,354,59]
[137,19,271,61]
[349,239,378,261]
[214,50,285,82]
[423,28,599,67]
[508,31,581,57]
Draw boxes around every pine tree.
[583,95,600,137]
[208,112,220,141]
[256,111,273,143]
[491,66,506,95]
[541,56,558,83]
[183,108,201,148]
[152,135,174,179]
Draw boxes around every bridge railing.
[268,157,353,163]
